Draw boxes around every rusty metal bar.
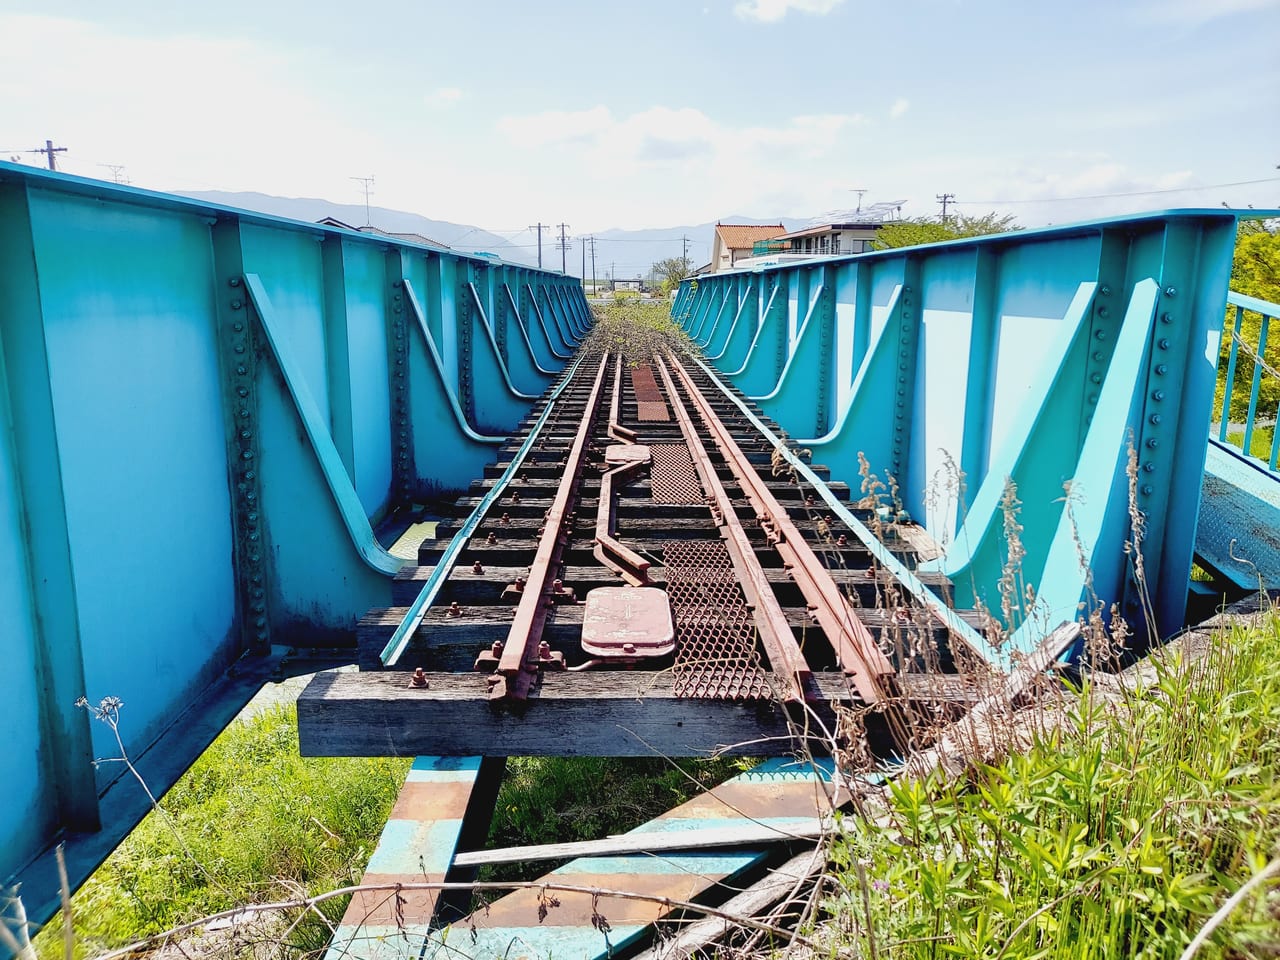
[653,355,810,702]
[665,352,893,704]
[491,353,611,700]
[607,353,637,442]
[594,456,651,586]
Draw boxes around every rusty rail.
[665,351,893,704]
[654,355,811,702]
[594,454,652,586]
[490,352,611,701]
[607,353,638,442]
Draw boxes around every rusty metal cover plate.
[581,587,675,658]
[650,444,702,504]
[605,443,651,465]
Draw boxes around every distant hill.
[177,191,811,278]
[177,191,540,267]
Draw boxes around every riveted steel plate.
[663,540,771,700]
[581,586,675,658]
[650,444,702,504]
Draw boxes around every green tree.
[872,211,1020,250]
[1216,219,1280,442]
[651,256,693,297]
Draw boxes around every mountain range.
[179,190,808,278]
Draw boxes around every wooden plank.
[633,847,824,960]
[297,670,851,758]
[452,820,827,868]
[324,756,481,960]
[422,758,838,960]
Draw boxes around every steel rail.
[666,352,893,704]
[594,457,652,586]
[607,353,638,442]
[379,354,586,666]
[653,355,811,703]
[492,352,612,700]
[687,353,994,664]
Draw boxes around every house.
[744,203,905,263]
[709,223,787,272]
[316,216,451,251]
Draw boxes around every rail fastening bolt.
[408,667,429,689]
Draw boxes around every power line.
[2,140,69,170]
[959,176,1280,205]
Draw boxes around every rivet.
[1088,393,1098,404]
[236,365,247,375]
[239,407,249,418]
[393,280,403,288]
[1100,284,1111,296]
[255,616,267,628]
[1095,329,1107,340]
[1147,438,1159,449]
[241,450,254,460]
[1143,462,1156,473]
[1093,351,1103,361]
[233,322,244,332]
[1098,306,1109,318]
[247,511,259,522]
[1150,414,1162,424]
[1153,390,1165,401]
[230,299,243,310]
[1164,286,1177,297]
[1157,338,1170,350]
[228,277,242,288]
[1155,364,1168,375]
[1091,373,1102,384]
[1161,312,1173,324]
[244,470,256,481]
[240,429,252,440]
[234,344,246,354]
[245,490,256,501]
[1141,484,1153,496]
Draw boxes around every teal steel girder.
[0,161,588,928]
[675,211,1248,658]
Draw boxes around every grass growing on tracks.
[34,704,409,960]
[825,610,1280,958]
[587,297,690,357]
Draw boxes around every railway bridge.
[2,161,1278,957]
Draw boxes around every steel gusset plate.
[650,444,703,504]
[664,540,771,701]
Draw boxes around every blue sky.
[2,0,1277,234]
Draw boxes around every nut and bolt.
[408,667,429,689]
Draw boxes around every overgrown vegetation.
[33,705,409,960]
[825,609,1280,958]
[1216,219,1280,428]
[587,296,692,357]
[871,212,1021,250]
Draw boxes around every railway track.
[303,318,990,760]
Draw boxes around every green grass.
[1224,424,1277,462]
[480,757,744,883]
[826,611,1280,958]
[34,704,409,960]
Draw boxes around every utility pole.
[556,223,570,275]
[40,139,67,170]
[682,234,690,269]
[528,223,549,269]
[936,192,955,223]
[351,175,375,225]
[580,237,586,281]
[587,236,598,296]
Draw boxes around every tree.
[1216,219,1280,438]
[651,256,693,297]
[872,211,1020,250]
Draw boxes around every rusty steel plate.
[663,540,771,701]
[604,443,652,465]
[581,586,676,659]
[650,444,702,504]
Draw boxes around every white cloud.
[733,0,845,23]
[425,86,463,107]
[889,98,910,120]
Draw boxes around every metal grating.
[631,365,670,421]
[650,444,703,504]
[664,540,771,700]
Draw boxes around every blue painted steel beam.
[677,210,1258,654]
[0,160,589,927]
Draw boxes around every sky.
[3,0,1278,246]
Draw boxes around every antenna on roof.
[350,175,375,226]
[850,188,868,213]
